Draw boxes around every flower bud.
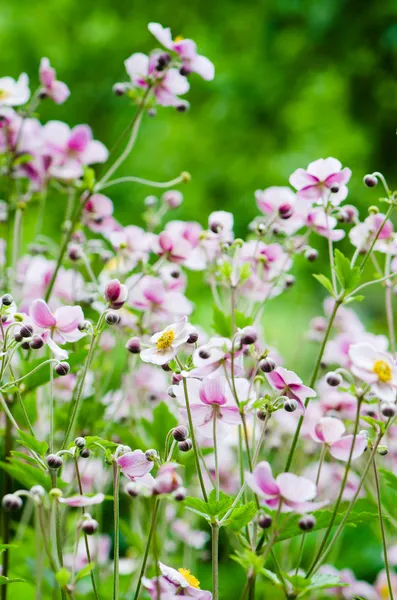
[381,403,397,418]
[198,349,210,360]
[47,454,63,470]
[105,311,120,325]
[176,103,188,112]
[79,448,91,458]
[284,398,298,413]
[172,373,182,385]
[256,409,268,421]
[285,275,295,288]
[299,515,316,531]
[173,487,187,501]
[144,195,157,208]
[304,248,319,262]
[126,482,140,497]
[187,331,199,344]
[168,386,176,398]
[326,372,342,387]
[259,357,276,373]
[378,445,388,456]
[78,320,91,332]
[112,83,127,96]
[30,335,44,350]
[162,190,183,209]
[20,324,33,338]
[55,362,70,376]
[74,437,86,449]
[125,337,141,354]
[82,518,99,535]
[330,185,339,194]
[240,326,257,345]
[161,363,172,372]
[368,205,379,215]
[2,494,22,511]
[67,244,82,261]
[145,449,158,462]
[147,108,157,118]
[21,341,30,350]
[1,294,13,306]
[105,280,128,309]
[173,426,189,442]
[278,203,293,220]
[178,439,193,452]
[30,485,45,498]
[258,514,272,529]
[363,174,378,188]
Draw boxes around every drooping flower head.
[39,58,70,104]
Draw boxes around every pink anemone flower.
[143,561,212,600]
[117,449,154,485]
[30,299,85,357]
[311,417,367,461]
[39,58,70,104]
[266,366,316,414]
[246,461,327,513]
[289,158,351,205]
[59,493,105,507]
[349,343,397,402]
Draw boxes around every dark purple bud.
[82,519,98,535]
[187,331,199,344]
[284,399,298,413]
[256,409,268,421]
[2,494,22,511]
[173,426,189,442]
[47,454,63,469]
[178,439,193,452]
[21,341,30,350]
[258,514,272,529]
[105,280,127,309]
[381,403,397,418]
[156,53,171,71]
[30,335,44,350]
[198,349,210,360]
[55,362,70,376]
[145,449,158,462]
[125,337,141,354]
[74,437,86,448]
[364,174,378,188]
[173,487,187,501]
[271,224,281,235]
[241,326,257,345]
[179,66,192,76]
[20,324,33,338]
[299,515,316,531]
[78,320,91,332]
[14,331,23,343]
[259,357,276,373]
[304,248,319,262]
[105,311,120,325]
[285,275,295,288]
[112,83,127,96]
[278,203,293,220]
[326,372,342,387]
[1,294,13,306]
[79,448,91,458]
[330,185,339,194]
[161,363,172,372]
[67,244,82,261]
[126,482,140,497]
[176,104,188,112]
[172,373,182,385]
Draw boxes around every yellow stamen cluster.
[0,89,10,100]
[373,359,392,383]
[156,330,175,351]
[178,568,200,589]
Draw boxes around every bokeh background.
[1,0,397,593]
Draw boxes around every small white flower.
[349,342,397,402]
[140,317,193,365]
[0,74,30,107]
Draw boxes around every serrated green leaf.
[17,431,48,457]
[212,305,232,337]
[183,496,210,517]
[75,562,95,582]
[313,274,335,296]
[379,468,397,490]
[360,416,386,434]
[225,501,257,531]
[83,436,119,452]
[235,311,253,329]
[141,402,178,449]
[0,457,65,491]
[207,490,234,517]
[296,573,347,598]
[334,249,360,292]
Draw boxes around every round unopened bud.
[258,514,272,529]
[80,448,91,458]
[168,386,176,398]
[240,326,257,345]
[299,515,316,531]
[47,454,63,469]
[105,311,120,325]
[20,324,33,338]
[259,357,276,373]
[285,275,295,288]
[112,83,127,96]
[125,337,141,354]
[381,403,397,418]
[78,320,91,332]
[198,349,210,360]
[330,185,339,194]
[378,445,389,456]
[2,494,22,511]
[173,487,187,501]
[173,426,189,442]
[304,248,319,262]
[178,439,193,452]
[30,335,44,350]
[55,362,70,376]
[21,341,30,350]
[82,518,99,535]
[30,485,45,498]
[364,174,378,188]
[181,171,191,183]
[144,195,157,208]
[176,103,188,113]
[147,108,157,118]
[368,205,379,215]
[162,190,183,209]
[1,294,13,306]
[256,409,268,421]
[161,363,172,372]
[74,437,86,449]
[278,203,293,220]
[172,373,182,385]
[126,482,140,497]
[67,244,82,261]
[284,398,298,413]
[145,449,158,462]
[326,371,342,387]
[271,223,281,235]
[187,331,199,344]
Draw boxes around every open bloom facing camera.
[349,343,397,402]
[140,317,194,365]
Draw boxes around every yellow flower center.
[174,35,184,42]
[373,359,392,382]
[178,568,200,589]
[156,330,175,351]
[0,89,10,100]
[380,583,391,599]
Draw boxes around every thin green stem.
[373,460,394,600]
[213,410,220,502]
[182,377,208,502]
[211,523,219,600]
[133,498,160,600]
[113,463,120,600]
[97,173,185,192]
[360,204,394,273]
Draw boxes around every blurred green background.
[1,0,396,360]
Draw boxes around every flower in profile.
[83,193,119,234]
[140,317,194,365]
[39,58,70,104]
[30,299,85,343]
[142,561,212,600]
[289,158,351,205]
[265,366,316,414]
[349,343,397,402]
[319,565,378,600]
[152,463,183,494]
[59,493,104,507]
[311,416,367,461]
[246,461,327,513]
[349,213,395,254]
[306,207,345,241]
[255,186,305,235]
[117,449,154,484]
[148,23,215,81]
[0,73,30,107]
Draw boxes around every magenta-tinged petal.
[117,450,154,480]
[219,406,242,425]
[30,299,56,329]
[199,378,227,406]
[284,499,329,513]
[329,433,367,462]
[59,492,104,507]
[314,417,345,444]
[266,369,286,390]
[277,473,317,503]
[68,125,92,153]
[297,185,323,202]
[82,140,109,165]
[289,168,319,190]
[50,80,70,104]
[54,305,84,334]
[325,168,352,187]
[246,461,279,498]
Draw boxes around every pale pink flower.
[189,337,244,378]
[319,565,377,600]
[0,74,30,107]
[65,535,110,572]
[266,366,316,414]
[39,58,70,104]
[152,463,183,495]
[143,562,212,600]
[246,461,327,513]
[289,158,351,205]
[117,449,154,484]
[59,493,104,507]
[148,22,215,81]
[349,343,397,402]
[375,570,397,600]
[30,299,85,344]
[83,193,119,234]
[128,275,192,321]
[306,207,345,241]
[140,317,194,365]
[255,186,305,235]
[311,416,367,461]
[109,226,152,272]
[349,213,395,254]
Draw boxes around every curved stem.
[360,204,394,273]
[213,410,220,502]
[97,173,185,192]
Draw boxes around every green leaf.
[83,436,119,452]
[141,402,178,449]
[56,568,71,587]
[183,496,210,518]
[334,249,360,292]
[379,468,397,490]
[75,562,95,582]
[207,490,234,518]
[231,549,265,576]
[212,305,231,337]
[360,416,386,434]
[225,502,257,531]
[296,573,347,598]
[0,457,57,491]
[260,568,281,587]
[16,431,48,457]
[235,311,253,329]
[344,295,365,304]
[0,576,25,585]
[312,274,335,296]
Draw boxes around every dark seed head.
[326,372,342,387]
[258,514,272,529]
[299,515,316,531]
[2,494,22,511]
[173,487,187,501]
[55,362,70,376]
[79,448,91,459]
[1,294,13,306]
[20,324,33,338]
[381,403,397,418]
[187,331,199,344]
[259,357,276,373]
[173,426,189,442]
[30,334,44,350]
[46,454,63,470]
[198,349,210,360]
[178,439,193,452]
[363,174,378,188]
[125,337,141,354]
[82,518,99,535]
[240,326,257,345]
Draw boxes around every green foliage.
[313,273,335,296]
[141,401,178,449]
[333,249,360,293]
[16,431,48,457]
[223,502,257,531]
[212,305,253,337]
